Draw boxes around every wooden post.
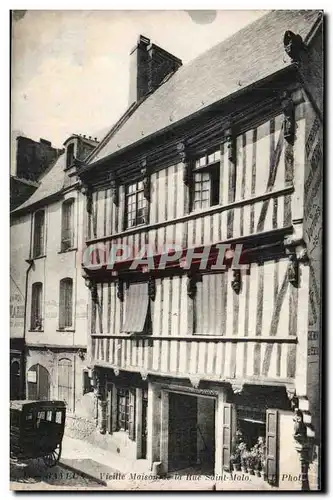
[160,390,169,475]
[214,387,228,477]
[147,382,161,470]
[135,388,143,459]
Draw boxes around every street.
[10,459,103,490]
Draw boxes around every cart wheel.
[43,443,62,468]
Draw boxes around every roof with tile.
[89,10,321,165]
[11,152,67,213]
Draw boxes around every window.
[33,210,45,258]
[117,388,130,431]
[31,282,43,330]
[66,143,75,169]
[61,199,74,251]
[192,149,220,211]
[121,282,150,334]
[59,278,73,329]
[58,358,73,411]
[125,181,145,228]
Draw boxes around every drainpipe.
[22,258,34,399]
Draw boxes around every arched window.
[58,358,73,411]
[59,278,73,329]
[31,282,43,331]
[27,364,50,400]
[66,143,75,169]
[61,199,74,251]
[33,209,45,258]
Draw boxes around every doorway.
[27,364,50,400]
[10,360,20,400]
[168,393,198,471]
[167,392,215,474]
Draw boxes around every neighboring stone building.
[10,135,63,210]
[10,134,100,433]
[74,11,323,490]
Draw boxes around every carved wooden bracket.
[287,253,299,287]
[141,158,151,202]
[284,221,308,266]
[293,409,308,444]
[140,370,148,381]
[93,370,105,400]
[187,273,197,299]
[117,279,124,302]
[91,282,98,303]
[286,386,298,410]
[189,375,201,389]
[81,182,93,214]
[148,275,156,301]
[110,178,119,206]
[113,368,120,377]
[281,91,296,145]
[225,128,236,163]
[231,269,242,294]
[231,382,244,395]
[177,142,192,186]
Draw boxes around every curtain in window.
[121,282,149,333]
[59,278,73,328]
[195,274,224,335]
[58,358,73,411]
[61,200,74,251]
[31,282,42,330]
[33,210,45,258]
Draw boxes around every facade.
[74,11,323,490]
[10,134,99,432]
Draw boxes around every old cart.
[10,400,66,468]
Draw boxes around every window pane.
[59,279,73,328]
[33,211,45,258]
[31,283,42,330]
[61,200,74,251]
[125,182,145,228]
[117,388,130,431]
[58,359,73,411]
[211,164,220,206]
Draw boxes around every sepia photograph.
[9,8,324,491]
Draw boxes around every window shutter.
[128,389,136,441]
[222,402,234,472]
[59,282,65,329]
[266,409,279,486]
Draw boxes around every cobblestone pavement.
[10,459,103,490]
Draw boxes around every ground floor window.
[230,406,267,477]
[117,388,130,431]
[237,407,266,449]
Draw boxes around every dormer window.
[66,143,75,169]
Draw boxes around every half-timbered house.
[75,11,323,489]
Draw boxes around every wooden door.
[168,393,197,471]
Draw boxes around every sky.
[11,10,267,149]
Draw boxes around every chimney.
[129,35,182,105]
